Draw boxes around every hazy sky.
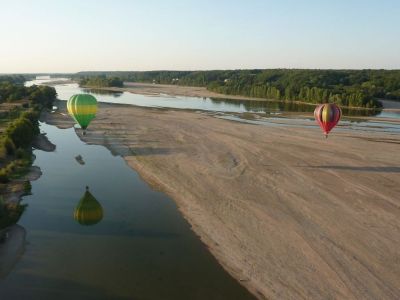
[0,0,399,73]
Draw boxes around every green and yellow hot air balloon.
[67,94,98,133]
[73,186,103,226]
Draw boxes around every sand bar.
[42,102,400,299]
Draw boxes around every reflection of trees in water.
[209,97,379,116]
[0,198,27,280]
[341,107,379,117]
[0,225,26,279]
[0,200,26,232]
[210,97,282,112]
[81,88,123,98]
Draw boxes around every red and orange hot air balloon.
[314,103,342,138]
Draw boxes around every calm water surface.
[44,80,399,133]
[0,122,254,299]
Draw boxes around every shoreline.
[2,130,57,206]
[1,126,57,207]
[2,166,42,205]
[2,132,56,206]
[42,101,400,299]
[42,79,398,112]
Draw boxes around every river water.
[27,78,400,117]
[32,79,400,134]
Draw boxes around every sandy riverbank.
[42,102,400,299]
[81,81,264,100]
[121,82,269,100]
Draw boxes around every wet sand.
[42,103,400,299]
[121,82,270,100]
[82,81,266,101]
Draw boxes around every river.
[34,79,400,134]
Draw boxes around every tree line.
[74,69,400,108]
[79,76,123,88]
[0,81,56,108]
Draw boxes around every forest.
[74,69,400,108]
[0,77,56,108]
[79,76,123,88]
[0,76,57,183]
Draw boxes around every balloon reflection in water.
[73,186,103,226]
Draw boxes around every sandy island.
[42,101,400,299]
[109,82,272,101]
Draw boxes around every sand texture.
[42,103,400,299]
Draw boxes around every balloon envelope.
[314,103,342,136]
[67,94,98,130]
[73,187,103,226]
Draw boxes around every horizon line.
[2,67,400,75]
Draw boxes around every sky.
[0,0,399,73]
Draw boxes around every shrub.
[15,148,26,159]
[3,137,15,155]
[5,161,17,173]
[21,111,40,135]
[6,117,35,148]
[0,137,15,161]
[0,169,9,183]
[0,144,7,161]
[23,181,32,195]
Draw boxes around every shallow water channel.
[0,122,255,299]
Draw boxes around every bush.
[5,161,17,173]
[23,181,32,195]
[15,148,25,159]
[6,117,35,148]
[0,169,9,183]
[0,198,27,230]
[0,137,15,161]
[0,145,6,161]
[21,111,40,135]
[27,85,57,109]
[3,137,16,155]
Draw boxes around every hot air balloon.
[67,94,98,134]
[73,186,103,226]
[314,103,342,138]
